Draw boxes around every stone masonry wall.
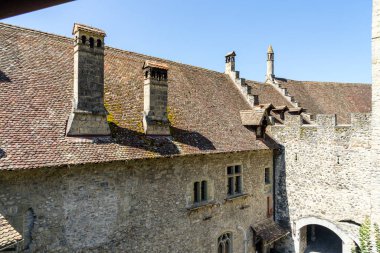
[269,113,372,251]
[0,150,273,253]
[372,0,380,224]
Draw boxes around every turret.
[266,45,275,82]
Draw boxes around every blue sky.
[3,0,372,83]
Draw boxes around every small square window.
[227,166,234,175]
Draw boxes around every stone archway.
[293,217,357,253]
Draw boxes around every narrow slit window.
[194,182,200,203]
[267,196,272,218]
[201,180,207,201]
[265,168,270,184]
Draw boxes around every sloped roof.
[246,81,295,108]
[276,79,371,124]
[0,23,270,170]
[0,214,22,250]
[240,110,266,126]
[251,219,289,246]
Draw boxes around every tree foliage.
[358,217,379,253]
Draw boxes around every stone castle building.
[0,1,379,253]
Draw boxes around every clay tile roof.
[72,23,106,36]
[240,110,265,126]
[276,78,371,124]
[0,214,22,250]
[143,60,169,70]
[251,219,289,246]
[0,23,270,170]
[246,80,295,108]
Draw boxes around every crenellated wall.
[269,113,372,251]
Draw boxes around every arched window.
[96,39,102,48]
[89,37,94,48]
[81,35,87,45]
[218,233,232,253]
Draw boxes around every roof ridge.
[278,78,370,86]
[105,47,225,75]
[0,22,72,42]
[0,22,225,76]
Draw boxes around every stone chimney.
[266,45,275,82]
[225,51,236,76]
[66,23,110,136]
[142,61,170,136]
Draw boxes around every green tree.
[360,217,373,253]
[375,223,380,253]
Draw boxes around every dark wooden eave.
[0,0,73,19]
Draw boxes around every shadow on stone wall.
[260,133,292,229]
[0,148,6,159]
[272,142,295,252]
[0,70,11,82]
[106,123,215,156]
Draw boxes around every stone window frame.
[264,167,271,185]
[193,180,208,204]
[217,232,233,253]
[226,164,244,198]
[186,179,215,211]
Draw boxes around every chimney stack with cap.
[225,51,236,76]
[66,23,110,136]
[142,61,170,136]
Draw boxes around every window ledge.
[224,193,249,202]
[186,201,216,211]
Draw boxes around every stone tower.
[266,45,275,82]
[371,0,380,224]
[66,23,110,136]
[142,60,170,136]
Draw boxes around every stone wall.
[269,113,372,251]
[372,0,380,224]
[0,150,273,252]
